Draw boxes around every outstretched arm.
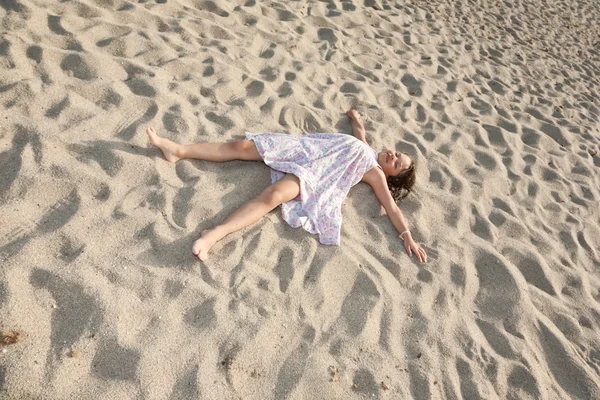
[362,168,428,263]
[346,109,367,143]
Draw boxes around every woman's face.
[377,150,412,177]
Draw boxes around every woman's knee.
[231,140,261,160]
[262,176,300,206]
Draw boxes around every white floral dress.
[245,132,380,245]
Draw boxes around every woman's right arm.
[346,110,367,143]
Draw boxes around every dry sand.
[1,0,600,398]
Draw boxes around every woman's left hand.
[404,237,427,263]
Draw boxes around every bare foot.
[146,127,181,163]
[192,230,219,261]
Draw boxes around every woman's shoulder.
[361,164,385,183]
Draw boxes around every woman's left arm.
[362,168,428,263]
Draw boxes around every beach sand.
[1,0,600,398]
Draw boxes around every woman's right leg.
[146,128,262,163]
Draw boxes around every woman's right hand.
[346,109,360,121]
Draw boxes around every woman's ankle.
[174,144,184,159]
[208,226,227,242]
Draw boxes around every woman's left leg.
[192,174,301,261]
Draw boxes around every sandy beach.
[1,0,600,398]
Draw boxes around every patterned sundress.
[245,132,380,245]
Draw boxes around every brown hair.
[386,153,416,202]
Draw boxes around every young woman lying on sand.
[147,109,428,263]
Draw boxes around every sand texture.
[1,0,600,398]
